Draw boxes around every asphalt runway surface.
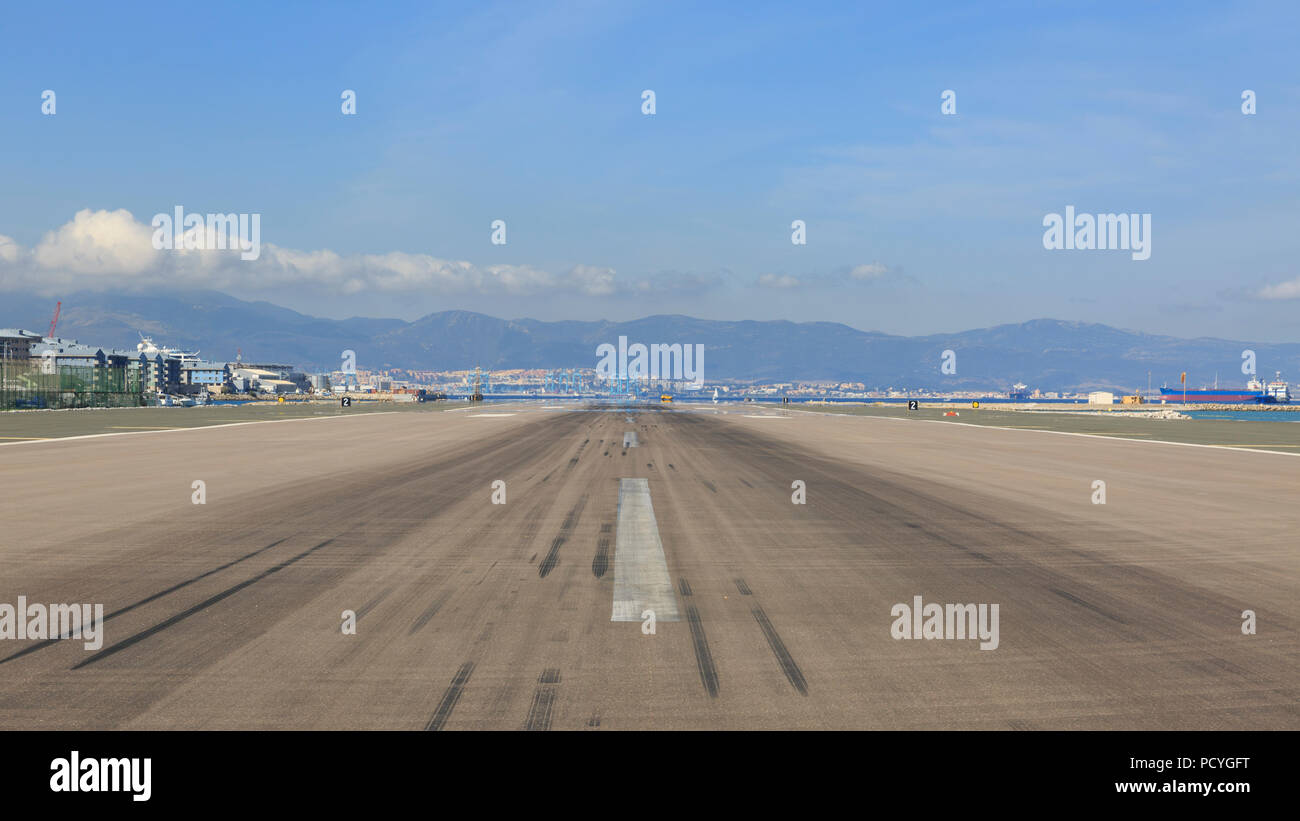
[0,403,1295,729]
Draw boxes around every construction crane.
[47,301,62,339]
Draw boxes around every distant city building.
[240,363,295,378]
[30,341,109,368]
[141,351,181,392]
[0,328,43,360]
[257,379,297,395]
[182,361,231,387]
[231,367,287,393]
[105,349,150,386]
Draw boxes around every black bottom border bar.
[6,730,1286,810]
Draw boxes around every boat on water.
[1156,367,1296,404]
[1265,372,1292,404]
[1158,386,1272,404]
[137,334,200,364]
[1158,376,1289,404]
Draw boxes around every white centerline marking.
[612,478,680,622]
[467,413,516,417]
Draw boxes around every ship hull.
[1158,388,1272,404]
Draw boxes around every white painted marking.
[0,412,401,448]
[623,431,638,447]
[612,478,680,622]
[783,409,1300,458]
[742,414,788,418]
[467,413,516,417]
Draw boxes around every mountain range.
[2,289,1296,392]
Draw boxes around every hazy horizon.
[2,285,1292,346]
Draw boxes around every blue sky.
[2,0,1298,340]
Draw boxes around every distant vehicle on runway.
[660,394,673,403]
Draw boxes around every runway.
[0,403,1295,729]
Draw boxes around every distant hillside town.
[4,322,1127,412]
[4,290,1300,396]
[4,297,1294,409]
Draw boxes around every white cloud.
[563,264,619,296]
[1256,278,1300,300]
[32,208,158,277]
[758,273,801,288]
[0,209,667,299]
[0,234,20,265]
[849,262,888,280]
[628,269,726,295]
[755,265,896,289]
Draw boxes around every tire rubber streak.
[752,605,808,695]
[0,537,289,667]
[424,662,474,730]
[74,538,335,668]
